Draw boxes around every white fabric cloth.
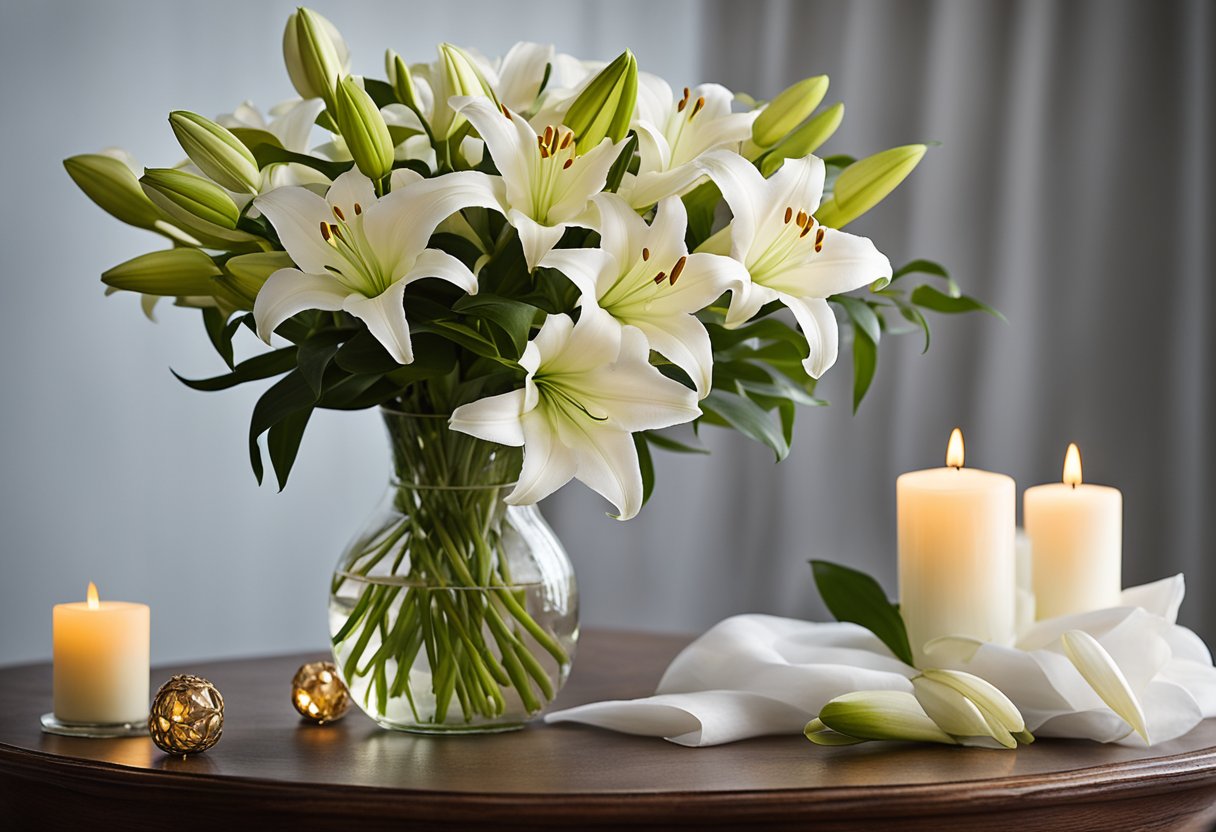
[545,577,1216,747]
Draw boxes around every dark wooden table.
[2,630,1215,831]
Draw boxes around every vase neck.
[382,409,521,488]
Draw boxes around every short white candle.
[898,429,1016,664]
[53,582,150,725]
[1024,443,1122,619]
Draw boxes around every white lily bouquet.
[66,8,992,731]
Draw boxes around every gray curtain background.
[0,0,1210,665]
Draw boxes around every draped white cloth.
[547,577,1216,747]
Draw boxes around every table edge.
[4,731,1216,823]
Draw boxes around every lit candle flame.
[946,428,965,469]
[86,581,100,610]
[1063,442,1082,487]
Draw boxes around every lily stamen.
[784,207,793,224]
[353,202,362,215]
[653,271,667,284]
[669,255,687,285]
[642,247,650,261]
[332,205,345,222]
[690,96,706,118]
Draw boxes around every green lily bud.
[219,251,294,308]
[140,168,241,230]
[815,143,927,229]
[813,690,958,745]
[434,43,497,139]
[169,111,261,194]
[752,75,829,147]
[912,670,1028,749]
[759,102,844,177]
[333,76,395,181]
[101,249,222,297]
[386,49,424,114]
[283,7,349,105]
[564,50,637,152]
[64,154,163,229]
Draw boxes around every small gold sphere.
[291,660,351,724]
[148,674,224,755]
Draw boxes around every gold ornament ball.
[148,674,224,755]
[292,660,351,724]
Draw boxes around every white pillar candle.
[53,582,150,724]
[898,429,1016,664]
[1024,443,1122,619]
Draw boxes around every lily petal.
[253,268,348,343]
[342,280,413,364]
[628,312,715,398]
[547,137,621,221]
[540,247,616,299]
[911,675,998,742]
[324,169,377,217]
[1061,629,1149,744]
[364,171,505,279]
[450,388,529,447]
[253,187,342,275]
[506,408,579,505]
[557,414,644,520]
[495,42,554,113]
[696,149,769,259]
[763,227,892,299]
[403,248,480,295]
[782,295,840,379]
[511,210,568,271]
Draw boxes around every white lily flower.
[252,169,504,364]
[697,150,892,378]
[454,96,624,270]
[540,194,735,397]
[622,75,756,209]
[450,308,701,520]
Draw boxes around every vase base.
[373,718,528,735]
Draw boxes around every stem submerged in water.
[330,410,574,730]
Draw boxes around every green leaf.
[911,285,1004,320]
[702,389,789,461]
[297,330,346,396]
[634,433,655,508]
[892,258,959,295]
[891,296,931,353]
[453,294,537,360]
[834,295,882,346]
[251,144,353,180]
[173,346,298,392]
[603,131,638,194]
[248,370,316,485]
[642,430,711,454]
[201,307,245,369]
[811,560,914,667]
[851,320,878,413]
[267,406,313,491]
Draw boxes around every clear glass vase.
[329,409,578,733]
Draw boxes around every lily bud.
[912,670,1028,749]
[169,111,261,194]
[752,75,829,147]
[140,168,241,230]
[815,143,927,229]
[435,43,498,139]
[759,102,844,177]
[564,50,637,152]
[283,7,349,105]
[101,249,221,297]
[64,154,163,229]
[811,690,958,746]
[386,49,424,115]
[333,76,395,181]
[219,251,295,309]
